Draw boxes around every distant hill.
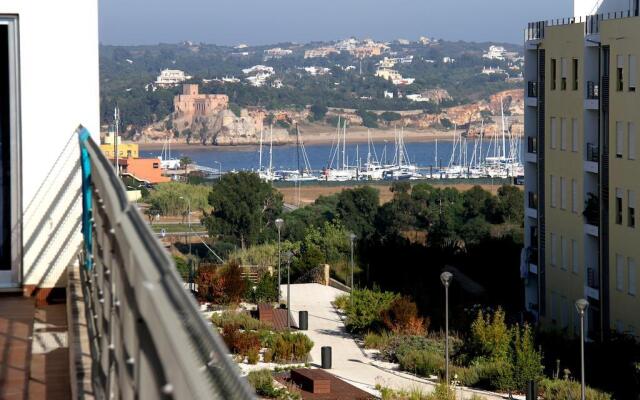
[100,38,523,132]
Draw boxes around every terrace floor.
[0,295,70,400]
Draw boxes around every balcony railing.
[587,267,600,289]
[525,21,545,41]
[526,10,639,41]
[587,143,599,162]
[528,192,538,209]
[527,81,538,98]
[76,127,254,399]
[527,136,538,154]
[587,81,600,99]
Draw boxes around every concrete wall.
[574,0,633,17]
[601,16,640,335]
[540,22,588,336]
[1,0,99,289]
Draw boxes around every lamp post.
[575,298,589,400]
[440,271,453,386]
[349,233,357,290]
[180,196,192,290]
[213,161,222,181]
[284,251,293,331]
[275,218,284,303]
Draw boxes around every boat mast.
[114,106,120,177]
[269,125,273,175]
[259,128,263,172]
[342,120,347,170]
[501,97,506,160]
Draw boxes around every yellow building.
[100,131,139,159]
[524,0,640,341]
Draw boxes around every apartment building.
[524,0,640,341]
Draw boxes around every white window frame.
[571,238,578,274]
[551,117,558,150]
[560,118,567,151]
[551,233,557,267]
[617,254,625,292]
[572,118,578,152]
[550,175,557,208]
[629,258,637,296]
[629,122,636,160]
[572,179,578,213]
[560,177,567,210]
[617,121,624,158]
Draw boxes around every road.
[281,283,510,399]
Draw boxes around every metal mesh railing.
[77,126,254,400]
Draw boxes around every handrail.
[76,126,254,400]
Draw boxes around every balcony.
[584,143,599,173]
[526,137,538,163]
[526,82,538,107]
[0,128,254,400]
[585,81,600,109]
[585,267,600,300]
[526,192,538,219]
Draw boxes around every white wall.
[574,0,633,17]
[1,0,99,287]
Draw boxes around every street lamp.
[180,196,192,290]
[284,251,293,331]
[213,160,222,181]
[275,218,284,303]
[575,298,589,400]
[349,233,357,290]
[440,271,453,386]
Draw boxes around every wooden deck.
[0,296,70,399]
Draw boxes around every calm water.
[140,140,522,173]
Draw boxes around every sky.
[99,0,572,46]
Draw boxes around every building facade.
[174,84,229,117]
[524,0,640,340]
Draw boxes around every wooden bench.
[291,369,331,394]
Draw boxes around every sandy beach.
[138,128,468,150]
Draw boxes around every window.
[561,58,568,90]
[551,233,557,267]
[560,177,567,209]
[629,258,637,296]
[573,58,579,90]
[550,117,558,149]
[550,175,557,207]
[572,179,578,213]
[551,58,557,90]
[571,239,578,273]
[617,55,624,91]
[629,190,636,228]
[572,118,578,152]
[617,121,624,158]
[629,122,636,160]
[617,254,625,292]
[630,55,637,92]
[560,118,567,150]
[561,236,568,270]
[550,291,557,322]
[152,162,159,168]
[616,188,624,225]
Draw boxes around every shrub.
[364,331,392,349]
[539,378,612,400]
[211,311,267,331]
[344,288,399,333]
[397,349,444,377]
[219,260,247,303]
[269,332,314,364]
[425,382,455,400]
[381,296,428,335]
[263,348,274,363]
[333,293,350,311]
[246,273,279,303]
[247,347,260,364]
[221,326,261,357]
[470,360,513,392]
[511,324,543,391]
[247,369,281,397]
[469,308,511,362]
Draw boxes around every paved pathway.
[282,283,509,400]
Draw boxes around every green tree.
[356,108,379,128]
[202,172,283,248]
[496,185,524,224]
[180,156,193,169]
[380,111,402,122]
[336,186,380,239]
[309,104,328,121]
[511,324,543,391]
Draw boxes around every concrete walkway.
[282,283,509,400]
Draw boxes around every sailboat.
[258,125,280,182]
[323,117,357,181]
[160,133,181,170]
[281,126,317,182]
